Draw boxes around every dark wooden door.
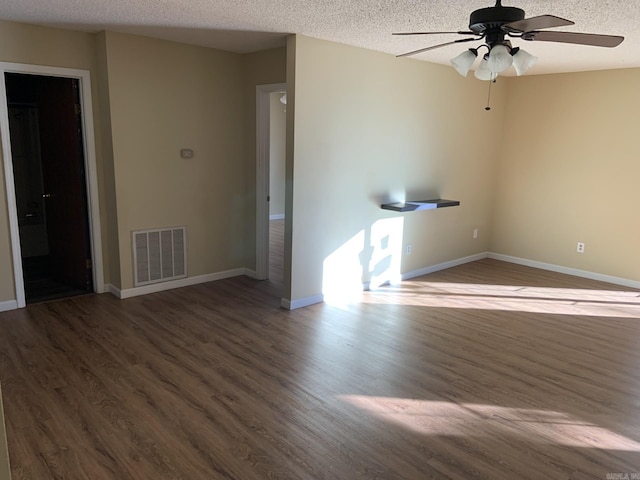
[5,73,93,292]
[39,77,92,291]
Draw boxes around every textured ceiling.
[1,0,638,76]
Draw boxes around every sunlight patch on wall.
[323,230,366,304]
[322,218,404,305]
[361,281,640,318]
[367,217,403,289]
[338,395,640,451]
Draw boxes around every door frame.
[255,83,286,280]
[0,62,104,308]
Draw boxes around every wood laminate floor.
[0,259,639,479]
[0,385,9,480]
[269,219,284,293]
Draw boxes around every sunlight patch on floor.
[338,395,640,451]
[361,282,640,318]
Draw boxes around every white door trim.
[255,83,286,280]
[0,62,105,308]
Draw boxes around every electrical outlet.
[576,242,585,253]
[473,228,479,239]
[406,244,412,255]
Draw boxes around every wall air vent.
[133,227,186,287]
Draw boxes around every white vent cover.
[133,227,186,287]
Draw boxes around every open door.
[5,73,93,302]
[256,83,286,287]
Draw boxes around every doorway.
[0,62,104,308]
[267,91,286,291]
[4,73,93,304]
[255,83,286,296]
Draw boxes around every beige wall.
[287,35,507,303]
[0,23,286,302]
[0,20,96,69]
[1,19,636,307]
[241,48,287,269]
[0,144,14,303]
[269,92,286,217]
[283,36,297,300]
[95,31,120,288]
[103,32,247,290]
[0,20,104,303]
[491,68,640,282]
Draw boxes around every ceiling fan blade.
[397,37,479,58]
[522,31,624,47]
[503,15,574,33]
[393,31,476,36]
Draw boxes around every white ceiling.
[1,0,638,76]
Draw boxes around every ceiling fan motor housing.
[469,6,525,33]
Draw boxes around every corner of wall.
[95,30,121,290]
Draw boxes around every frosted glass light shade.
[474,58,495,81]
[486,44,513,73]
[512,48,538,76]
[450,49,477,77]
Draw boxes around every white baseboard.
[110,268,253,299]
[105,284,121,298]
[243,269,258,279]
[281,294,324,310]
[0,300,18,313]
[488,253,640,289]
[269,214,285,220]
[362,274,403,292]
[103,251,638,308]
[401,252,489,281]
[285,253,488,309]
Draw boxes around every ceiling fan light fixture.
[474,58,496,81]
[395,1,624,91]
[512,47,538,75]
[486,44,513,73]
[450,49,478,77]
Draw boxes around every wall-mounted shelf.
[381,199,460,212]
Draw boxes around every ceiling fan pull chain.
[485,76,494,111]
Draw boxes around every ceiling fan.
[393,0,624,80]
